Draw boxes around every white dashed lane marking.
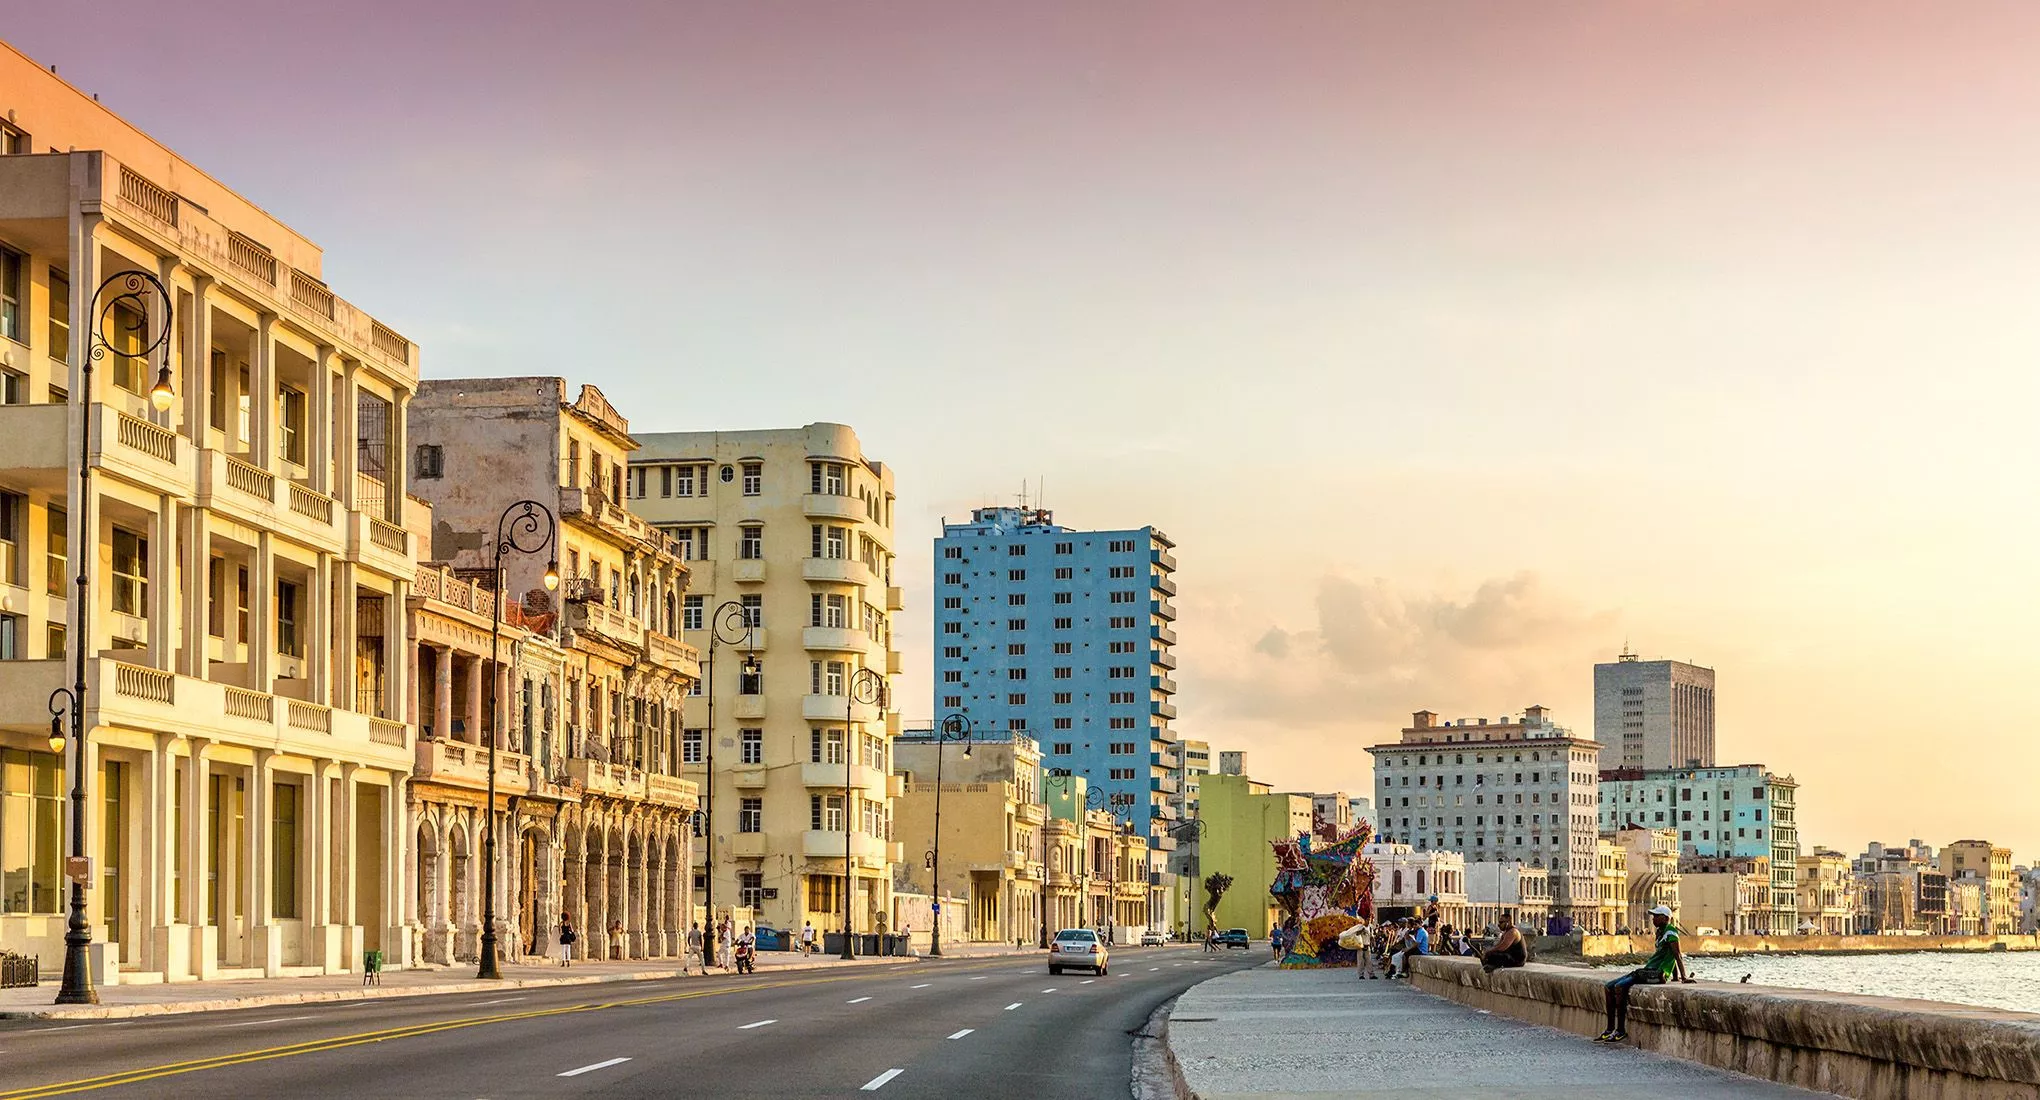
[739,1019,777,1029]
[557,1057,631,1078]
[847,997,873,1004]
[948,1029,975,1040]
[911,983,931,989]
[1004,1002,1023,1010]
[862,1069,905,1091]
[218,1016,316,1028]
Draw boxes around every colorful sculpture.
[1269,821,1376,968]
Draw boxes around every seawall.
[1410,955,2040,1100]
[1581,932,2040,959]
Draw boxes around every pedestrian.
[1349,920,1378,980]
[718,919,734,972]
[1481,913,1528,973]
[1393,918,1430,980]
[800,921,817,956]
[609,918,625,961]
[557,912,577,968]
[1597,905,1693,1043]
[686,922,704,974]
[1204,926,1218,954]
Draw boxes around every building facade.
[1593,652,1715,769]
[1175,737,1210,819]
[1598,764,1798,934]
[891,729,1044,945]
[1795,848,1855,935]
[628,424,902,935]
[1941,841,2016,934]
[1195,773,1311,936]
[1217,751,1246,776]
[0,45,419,980]
[1463,861,1551,932]
[931,508,1179,853]
[1615,826,1681,932]
[408,379,703,966]
[1678,856,1772,935]
[1367,842,1468,927]
[1366,707,1602,921]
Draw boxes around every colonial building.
[0,43,418,981]
[1587,836,1629,934]
[1796,848,1854,935]
[1678,855,1772,935]
[1464,861,1551,932]
[1367,842,1468,929]
[1614,826,1681,932]
[891,728,1045,946]
[407,379,700,967]
[1941,840,2016,935]
[1599,764,1799,934]
[626,424,902,937]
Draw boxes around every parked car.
[1049,928,1108,975]
[1215,928,1251,949]
[1141,930,1166,946]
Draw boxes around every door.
[354,785,384,954]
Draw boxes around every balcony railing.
[227,232,278,285]
[369,717,407,746]
[289,270,336,321]
[223,453,276,501]
[113,663,174,704]
[287,700,333,733]
[223,686,275,723]
[369,517,407,554]
[370,321,410,365]
[288,482,335,524]
[115,412,177,464]
[117,166,178,227]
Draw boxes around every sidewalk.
[0,944,1030,1021]
[1164,965,1817,1098]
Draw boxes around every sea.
[1593,950,2040,1015]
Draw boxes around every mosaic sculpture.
[1268,821,1376,968]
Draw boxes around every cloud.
[1198,571,1618,740]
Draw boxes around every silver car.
[1048,928,1108,975]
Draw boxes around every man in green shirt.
[1597,905,1693,1042]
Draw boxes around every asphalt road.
[0,944,1266,1099]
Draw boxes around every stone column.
[183,740,213,977]
[144,731,177,977]
[249,314,275,469]
[333,562,357,710]
[464,654,484,745]
[247,751,278,976]
[385,579,408,721]
[148,495,175,667]
[249,532,274,690]
[183,276,212,446]
[179,506,210,679]
[310,346,335,495]
[308,553,332,702]
[307,759,335,970]
[433,645,453,742]
[336,363,359,511]
[386,774,410,968]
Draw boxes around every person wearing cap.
[1597,905,1693,1043]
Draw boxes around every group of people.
[552,913,823,973]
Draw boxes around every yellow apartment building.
[1941,840,2016,935]
[407,379,700,967]
[1796,848,1854,935]
[626,424,902,937]
[892,729,1044,946]
[0,41,420,982]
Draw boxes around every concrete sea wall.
[1580,932,2040,959]
[1410,956,2040,1099]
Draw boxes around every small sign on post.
[66,856,93,884]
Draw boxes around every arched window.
[1416,868,1427,895]
[628,574,641,617]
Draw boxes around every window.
[683,728,703,764]
[277,386,306,465]
[942,546,962,560]
[36,504,63,597]
[1052,717,1072,729]
[1053,642,1072,654]
[0,748,63,913]
[1007,693,1026,705]
[1109,768,1136,781]
[739,797,763,833]
[811,793,845,831]
[1053,617,1072,629]
[1007,593,1025,606]
[1110,742,1136,754]
[742,462,762,495]
[811,593,849,628]
[741,728,763,765]
[942,694,961,708]
[942,597,961,610]
[942,572,961,586]
[1108,666,1134,679]
[811,660,846,696]
[45,621,63,659]
[1051,742,1072,755]
[1054,567,1072,580]
[111,528,148,616]
[1055,542,1073,554]
[739,663,763,696]
[46,269,68,365]
[1007,569,1025,582]
[1109,591,1136,604]
[0,248,18,343]
[1109,691,1134,704]
[1110,616,1135,629]
[682,595,704,631]
[811,524,847,559]
[1108,717,1135,729]
[740,594,763,627]
[811,462,846,495]
[276,580,301,657]
[1108,640,1135,653]
[737,525,766,560]
[1006,668,1027,680]
[1053,692,1072,705]
[271,782,300,918]
[0,121,26,156]
[942,622,961,635]
[942,646,961,659]
[1052,667,1072,679]
[1006,618,1025,631]
[1008,544,1026,557]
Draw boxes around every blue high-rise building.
[933,508,1180,848]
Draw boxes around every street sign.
[66,856,92,884]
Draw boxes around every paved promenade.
[1165,965,1821,1098]
[0,943,1032,1019]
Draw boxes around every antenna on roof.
[1618,639,1638,662]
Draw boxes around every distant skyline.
[11,2,2039,857]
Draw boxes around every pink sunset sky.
[10,2,2040,856]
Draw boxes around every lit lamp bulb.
[543,560,561,591]
[149,368,175,412]
[47,714,66,755]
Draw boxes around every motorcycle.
[734,941,756,974]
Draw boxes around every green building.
[1195,774,1314,936]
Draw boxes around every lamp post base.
[477,928,501,980]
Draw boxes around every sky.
[11,2,2040,857]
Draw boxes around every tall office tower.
[1594,651,1716,769]
[628,425,903,937]
[932,507,1179,925]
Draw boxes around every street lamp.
[478,500,558,980]
[48,272,174,1006]
[1167,817,1207,935]
[841,667,886,960]
[928,712,975,957]
[701,600,758,954]
[1085,788,1128,944]
[1042,773,1082,946]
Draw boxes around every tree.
[1202,872,1235,931]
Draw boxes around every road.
[0,944,1265,1099]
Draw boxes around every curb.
[0,954,918,1021]
[1131,993,1196,1100]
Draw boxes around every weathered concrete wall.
[1410,956,2040,1100]
[1582,932,2040,958]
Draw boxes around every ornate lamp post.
[46,272,175,1006]
[841,666,886,960]
[477,501,559,980]
[700,599,756,957]
[927,713,974,957]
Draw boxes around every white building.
[1367,707,1602,923]
[1366,842,1467,929]
[1464,861,1552,933]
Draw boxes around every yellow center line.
[0,958,1035,1099]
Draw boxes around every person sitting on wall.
[1481,913,1528,973]
[1597,905,1694,1043]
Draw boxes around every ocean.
[1593,950,2040,1014]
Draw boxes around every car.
[1215,928,1251,950]
[1048,927,1108,975]
[1141,930,1166,946]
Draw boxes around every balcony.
[564,594,645,650]
[196,448,344,551]
[801,557,876,589]
[1154,599,1177,621]
[1016,803,1046,826]
[1152,701,1178,720]
[886,586,904,612]
[563,758,697,808]
[731,766,768,788]
[1152,649,1177,671]
[645,630,701,678]
[414,739,530,796]
[730,833,768,859]
[733,695,766,720]
[800,761,889,793]
[803,694,881,724]
[686,559,715,590]
[1151,624,1177,646]
[800,829,892,867]
[0,658,408,766]
[801,494,865,522]
[802,626,867,653]
[346,508,412,579]
[1153,549,1178,572]
[1151,572,1177,597]
[1151,774,1181,795]
[731,559,766,584]
[91,405,196,501]
[1150,746,1181,770]
[0,404,66,487]
[886,651,903,675]
[1151,675,1178,694]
